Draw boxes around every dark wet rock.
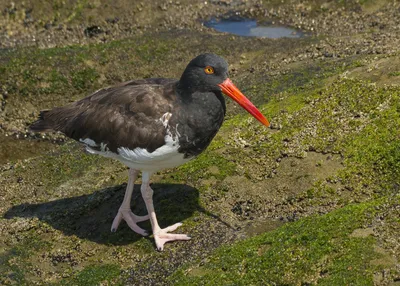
[44,22,52,30]
[210,0,244,6]
[3,3,17,16]
[106,17,119,24]
[84,25,104,38]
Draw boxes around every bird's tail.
[29,110,54,132]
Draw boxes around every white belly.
[83,133,192,172]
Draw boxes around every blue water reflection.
[204,18,306,39]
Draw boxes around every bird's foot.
[154,223,191,251]
[111,208,149,236]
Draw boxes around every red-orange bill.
[218,78,270,127]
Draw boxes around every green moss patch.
[169,195,398,285]
[60,264,121,286]
[175,150,237,182]
[0,227,51,285]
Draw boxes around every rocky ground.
[0,0,399,285]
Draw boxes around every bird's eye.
[204,66,214,74]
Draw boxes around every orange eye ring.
[204,66,214,74]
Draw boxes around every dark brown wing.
[30,78,178,153]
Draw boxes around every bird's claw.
[111,208,149,236]
[154,223,191,251]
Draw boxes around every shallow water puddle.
[204,17,307,38]
[0,134,56,164]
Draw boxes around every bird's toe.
[163,222,183,232]
[154,223,191,251]
[111,209,149,236]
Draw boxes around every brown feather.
[30,78,178,153]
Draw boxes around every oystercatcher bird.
[30,53,269,250]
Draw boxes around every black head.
[178,53,271,127]
[179,53,229,93]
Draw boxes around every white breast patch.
[81,112,192,172]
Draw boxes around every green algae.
[388,71,400,76]
[15,142,106,190]
[60,264,121,286]
[0,227,51,285]
[169,195,398,285]
[175,150,237,182]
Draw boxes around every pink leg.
[141,172,191,251]
[111,168,149,236]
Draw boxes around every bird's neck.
[172,84,226,158]
[175,82,226,115]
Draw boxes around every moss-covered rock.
[1,1,400,285]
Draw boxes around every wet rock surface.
[1,0,400,285]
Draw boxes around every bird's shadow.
[4,183,200,246]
